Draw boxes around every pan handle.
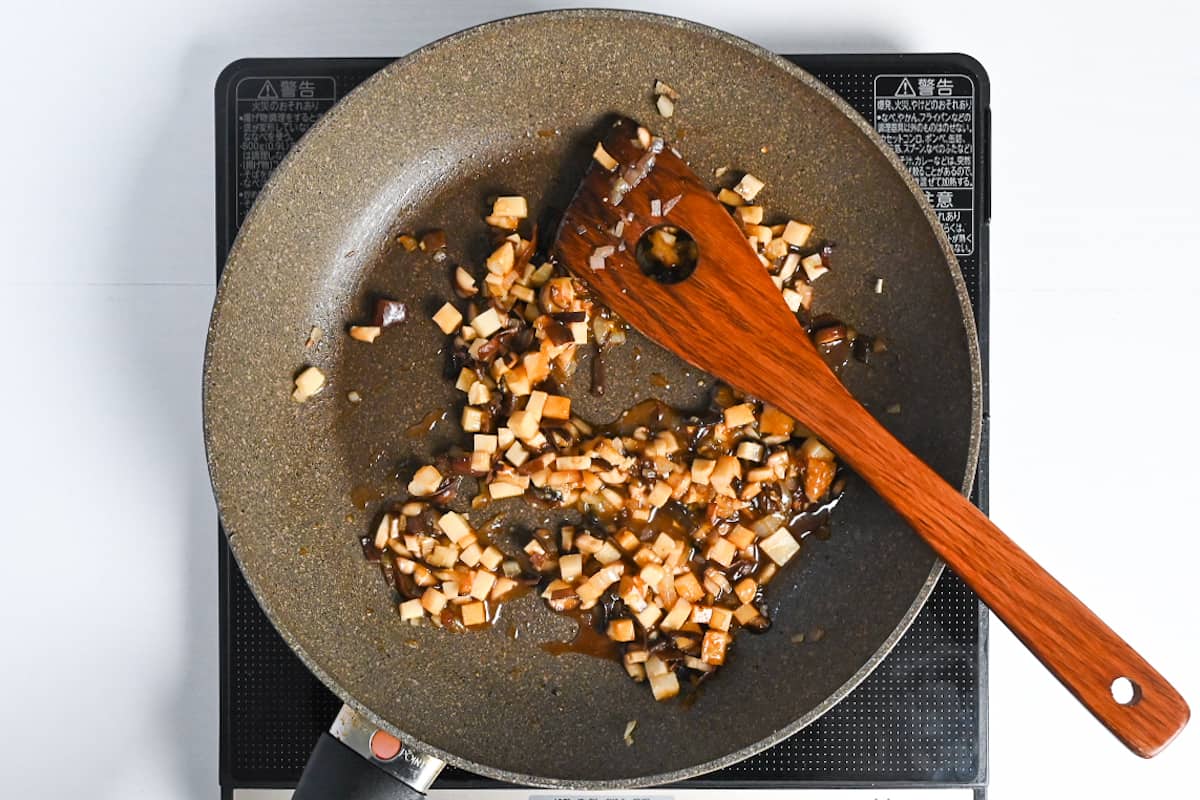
[293,705,444,800]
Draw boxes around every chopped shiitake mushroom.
[359,173,845,702]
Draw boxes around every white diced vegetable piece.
[709,456,742,496]
[626,648,649,665]
[465,450,489,474]
[782,288,804,312]
[734,205,764,225]
[595,541,624,565]
[593,142,618,171]
[348,325,381,343]
[373,515,392,550]
[398,598,425,620]
[497,427,515,449]
[709,606,733,632]
[684,656,714,672]
[542,395,571,420]
[461,406,485,433]
[471,307,503,338]
[781,220,813,247]
[723,403,755,428]
[660,597,692,631]
[645,655,670,678]
[486,241,515,274]
[800,436,836,461]
[639,564,665,586]
[442,580,460,598]
[461,601,487,627]
[437,511,473,543]
[459,543,483,567]
[690,605,713,625]
[655,94,675,118]
[291,366,326,402]
[502,559,522,578]
[505,441,530,467]
[490,576,517,600]
[736,441,765,462]
[635,603,662,630]
[525,390,548,420]
[420,588,448,615]
[706,537,737,568]
[650,672,680,701]
[555,455,592,471]
[801,252,828,282]
[479,546,504,571]
[652,532,677,560]
[488,481,524,499]
[507,409,539,440]
[690,458,716,485]
[779,251,801,281]
[455,367,476,392]
[701,630,731,664]
[427,545,459,568]
[432,303,463,334]
[760,528,801,566]
[569,321,588,344]
[608,618,636,642]
[625,662,647,682]
[559,553,583,582]
[717,187,744,207]
[407,465,443,496]
[469,570,497,600]
[733,173,765,202]
[484,214,518,231]
[467,381,491,405]
[647,481,672,508]
[492,196,528,218]
[474,434,498,454]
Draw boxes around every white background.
[1,1,1197,798]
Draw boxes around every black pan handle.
[294,705,445,800]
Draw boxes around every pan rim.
[203,8,982,789]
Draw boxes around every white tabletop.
[1,1,1197,798]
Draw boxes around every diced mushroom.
[492,196,528,219]
[461,601,487,627]
[437,511,473,543]
[800,252,828,282]
[781,220,813,247]
[399,598,425,620]
[291,366,326,402]
[723,403,756,428]
[408,465,444,496]
[733,173,765,202]
[432,303,463,334]
[608,619,636,642]
[759,528,801,566]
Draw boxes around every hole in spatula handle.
[636,224,699,284]
[1111,676,1142,706]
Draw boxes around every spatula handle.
[805,393,1189,757]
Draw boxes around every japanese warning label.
[234,77,338,224]
[873,74,975,256]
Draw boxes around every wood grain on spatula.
[555,116,1189,757]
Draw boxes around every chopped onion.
[589,245,615,271]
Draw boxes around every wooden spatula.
[554,116,1188,757]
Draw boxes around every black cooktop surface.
[215,53,990,797]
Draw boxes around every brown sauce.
[350,484,383,509]
[406,409,447,438]
[540,607,621,662]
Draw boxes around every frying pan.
[203,9,980,794]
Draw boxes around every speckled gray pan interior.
[203,9,980,789]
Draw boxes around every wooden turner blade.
[554,116,1188,757]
